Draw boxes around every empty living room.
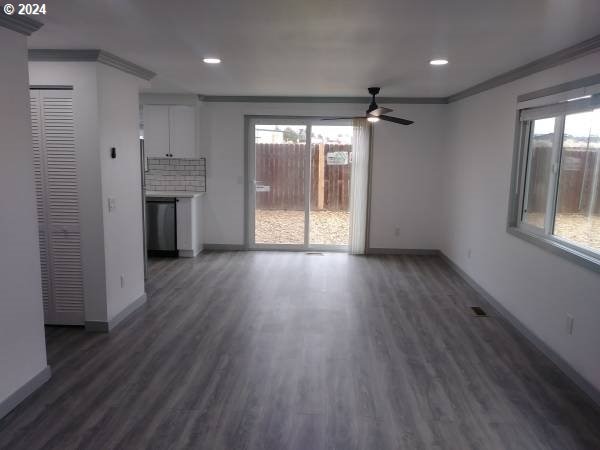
[1,1,600,449]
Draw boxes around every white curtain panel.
[349,118,370,254]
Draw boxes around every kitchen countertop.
[145,191,205,198]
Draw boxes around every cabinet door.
[143,105,170,158]
[176,198,192,251]
[31,89,84,325]
[169,105,196,158]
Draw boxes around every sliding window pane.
[554,109,600,252]
[522,118,556,229]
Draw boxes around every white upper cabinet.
[169,105,197,158]
[143,105,171,158]
[143,104,196,158]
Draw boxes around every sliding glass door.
[247,118,352,250]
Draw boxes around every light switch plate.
[108,197,116,212]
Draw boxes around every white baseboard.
[0,365,51,420]
[85,292,147,333]
[108,292,147,331]
[203,244,245,251]
[178,248,202,258]
[366,248,440,255]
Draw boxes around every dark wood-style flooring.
[1,252,599,449]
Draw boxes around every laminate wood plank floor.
[1,252,599,449]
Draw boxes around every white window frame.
[508,85,600,272]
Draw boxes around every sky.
[256,124,352,137]
[534,109,599,139]
[255,124,353,144]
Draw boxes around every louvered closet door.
[30,89,84,325]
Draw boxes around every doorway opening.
[247,118,353,251]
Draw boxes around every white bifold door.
[30,89,84,325]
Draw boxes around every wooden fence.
[255,143,352,211]
[526,146,600,214]
[254,142,600,214]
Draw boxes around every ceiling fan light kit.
[430,59,449,65]
[321,87,414,126]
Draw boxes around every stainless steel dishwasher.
[146,197,178,256]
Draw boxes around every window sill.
[507,226,600,273]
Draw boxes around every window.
[511,92,600,269]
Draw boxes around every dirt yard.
[554,214,600,251]
[255,209,349,246]
[525,213,600,251]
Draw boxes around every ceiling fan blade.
[379,115,414,125]
[367,106,393,117]
[320,116,363,120]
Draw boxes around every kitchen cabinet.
[143,105,170,158]
[143,104,196,158]
[169,106,196,158]
[176,195,204,257]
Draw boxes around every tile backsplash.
[145,157,206,192]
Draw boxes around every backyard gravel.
[255,210,350,246]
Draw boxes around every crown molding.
[0,14,43,35]
[28,49,101,61]
[198,95,448,104]
[28,49,156,80]
[97,51,156,81]
[30,85,73,90]
[447,33,600,103]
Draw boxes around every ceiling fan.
[322,87,414,125]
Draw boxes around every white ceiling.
[28,0,600,97]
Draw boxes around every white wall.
[28,61,108,322]
[198,102,446,246]
[0,27,48,407]
[369,106,445,249]
[97,65,147,320]
[441,52,600,391]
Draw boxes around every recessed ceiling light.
[203,57,221,64]
[367,116,380,123]
[430,59,449,66]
